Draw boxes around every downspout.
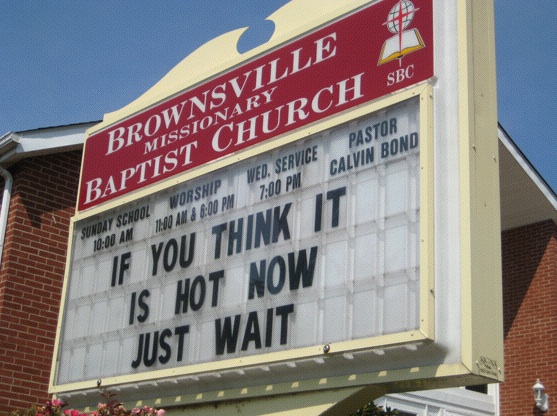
[0,166,13,267]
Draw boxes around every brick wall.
[500,220,557,415]
[0,151,82,414]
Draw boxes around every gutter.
[0,167,13,266]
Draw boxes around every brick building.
[0,122,555,415]
[497,126,557,415]
[0,123,95,414]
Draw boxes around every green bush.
[350,402,398,416]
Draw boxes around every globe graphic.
[386,1,416,34]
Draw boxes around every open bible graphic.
[378,28,425,65]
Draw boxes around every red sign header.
[79,0,432,210]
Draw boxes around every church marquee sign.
[52,0,503,409]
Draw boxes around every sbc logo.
[387,64,414,86]
[378,1,424,87]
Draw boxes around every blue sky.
[0,0,555,192]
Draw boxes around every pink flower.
[52,399,64,407]
[156,410,166,416]
[132,408,141,415]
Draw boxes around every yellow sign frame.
[50,0,503,412]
